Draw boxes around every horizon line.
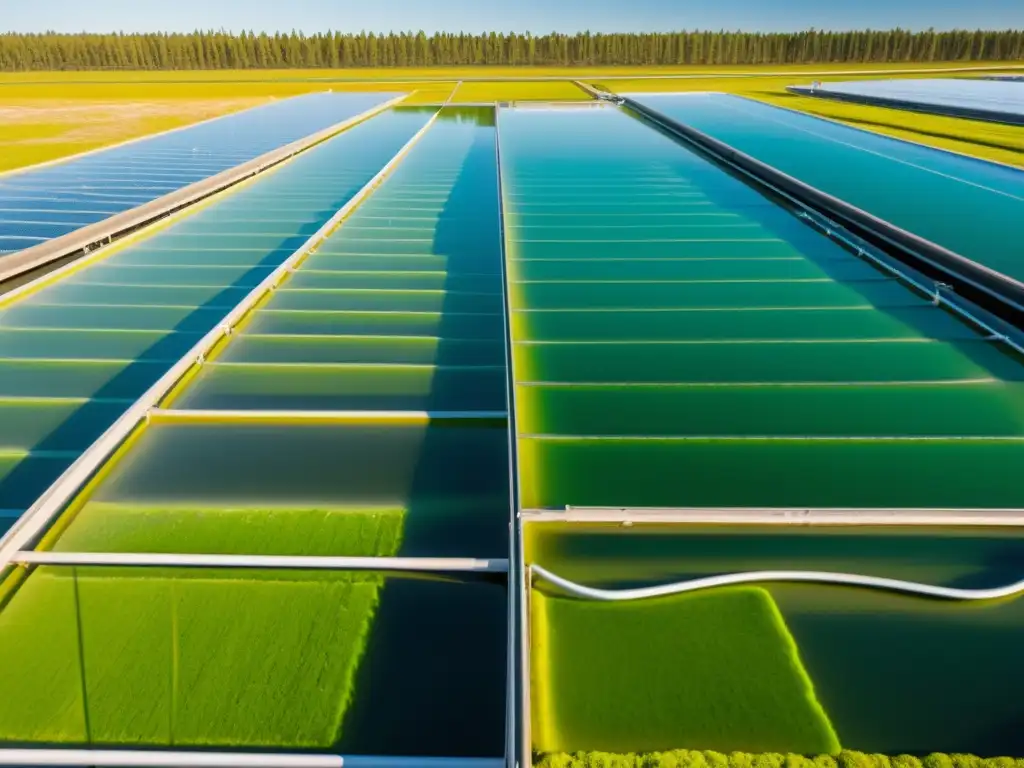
[4,26,1024,36]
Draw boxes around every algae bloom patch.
[0,566,385,746]
[531,586,838,754]
[0,499,409,746]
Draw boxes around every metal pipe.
[793,210,1024,359]
[572,80,617,102]
[12,551,509,573]
[493,105,531,768]
[0,108,443,574]
[148,409,508,423]
[531,564,1024,602]
[521,505,1024,525]
[492,105,518,768]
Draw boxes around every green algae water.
[0,107,510,755]
[498,104,1024,511]
[45,106,511,561]
[533,586,838,755]
[0,107,435,527]
[50,419,509,558]
[0,565,505,755]
[178,105,507,414]
[527,522,1024,757]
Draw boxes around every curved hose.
[530,564,1024,602]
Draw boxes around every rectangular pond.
[498,103,1024,512]
[0,107,434,527]
[176,106,507,414]
[0,564,505,756]
[525,521,1024,759]
[45,417,510,559]
[625,93,1024,284]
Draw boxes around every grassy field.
[452,80,589,102]
[534,751,1024,768]
[0,96,270,173]
[0,63,1021,171]
[0,79,443,170]
[531,586,838,755]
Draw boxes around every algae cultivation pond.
[3,82,1024,768]
[526,522,1024,758]
[0,104,511,758]
[0,565,506,755]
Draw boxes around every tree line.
[0,29,1022,71]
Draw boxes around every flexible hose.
[530,564,1024,602]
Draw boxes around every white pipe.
[0,749,503,768]
[793,210,1024,359]
[149,409,508,422]
[13,551,509,573]
[0,107,443,575]
[531,564,1024,602]
[519,505,1024,527]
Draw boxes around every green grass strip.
[535,751,1024,768]
[532,586,838,755]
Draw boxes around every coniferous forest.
[0,29,1022,71]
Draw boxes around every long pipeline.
[531,564,1024,602]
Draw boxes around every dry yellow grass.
[451,80,589,102]
[0,98,267,172]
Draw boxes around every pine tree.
[0,28,1022,71]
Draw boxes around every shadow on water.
[0,108,510,750]
[336,106,508,758]
[620,107,1024,384]
[0,223,338,527]
[788,603,1024,756]
[0,109,448,515]
[410,106,506,414]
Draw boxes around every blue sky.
[5,0,1023,34]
